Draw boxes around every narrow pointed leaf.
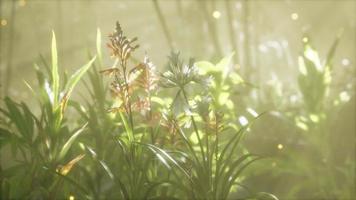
[64,56,96,100]
[58,122,88,160]
[96,28,103,64]
[51,31,59,107]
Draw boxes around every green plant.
[269,33,356,199]
[0,21,277,200]
[0,32,96,199]
[195,52,244,112]
[147,51,276,199]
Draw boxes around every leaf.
[3,98,28,140]
[325,29,343,70]
[98,159,130,200]
[218,92,230,105]
[51,31,59,107]
[63,56,97,102]
[1,178,10,200]
[229,72,244,84]
[58,154,85,175]
[58,122,88,160]
[256,192,279,200]
[118,112,134,142]
[0,128,12,149]
[20,103,35,142]
[96,28,103,64]
[216,52,234,80]
[53,168,89,195]
[99,160,114,179]
[195,61,216,74]
[139,142,191,179]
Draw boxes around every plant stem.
[121,62,135,136]
[180,88,206,165]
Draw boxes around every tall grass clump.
[0,32,96,199]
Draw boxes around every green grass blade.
[119,112,134,142]
[3,97,28,140]
[53,170,89,195]
[0,127,12,149]
[98,159,130,200]
[138,142,191,180]
[51,31,59,107]
[64,56,96,100]
[58,122,88,160]
[222,156,262,199]
[325,30,343,70]
[96,28,102,64]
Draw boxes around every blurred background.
[0,0,355,199]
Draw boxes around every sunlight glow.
[44,81,54,104]
[212,10,221,19]
[304,46,322,71]
[296,121,309,131]
[239,116,249,127]
[341,58,350,66]
[340,91,351,102]
[309,114,319,123]
[1,19,7,26]
[19,0,26,7]
[277,144,283,150]
[298,57,307,75]
[291,13,299,20]
[247,107,258,117]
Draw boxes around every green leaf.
[0,128,12,149]
[195,61,216,74]
[139,143,191,179]
[256,192,279,200]
[325,29,343,70]
[3,98,28,140]
[230,72,244,84]
[216,52,234,80]
[63,56,96,101]
[96,28,103,64]
[218,92,230,105]
[119,112,134,142]
[53,169,89,195]
[51,31,59,107]
[58,122,88,160]
[1,178,10,199]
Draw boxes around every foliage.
[0,32,96,199]
[288,34,355,199]
[262,34,356,199]
[0,22,276,200]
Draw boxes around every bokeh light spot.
[212,10,221,19]
[1,19,7,26]
[341,58,350,66]
[19,0,26,7]
[239,116,249,127]
[291,13,299,20]
[277,144,283,150]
